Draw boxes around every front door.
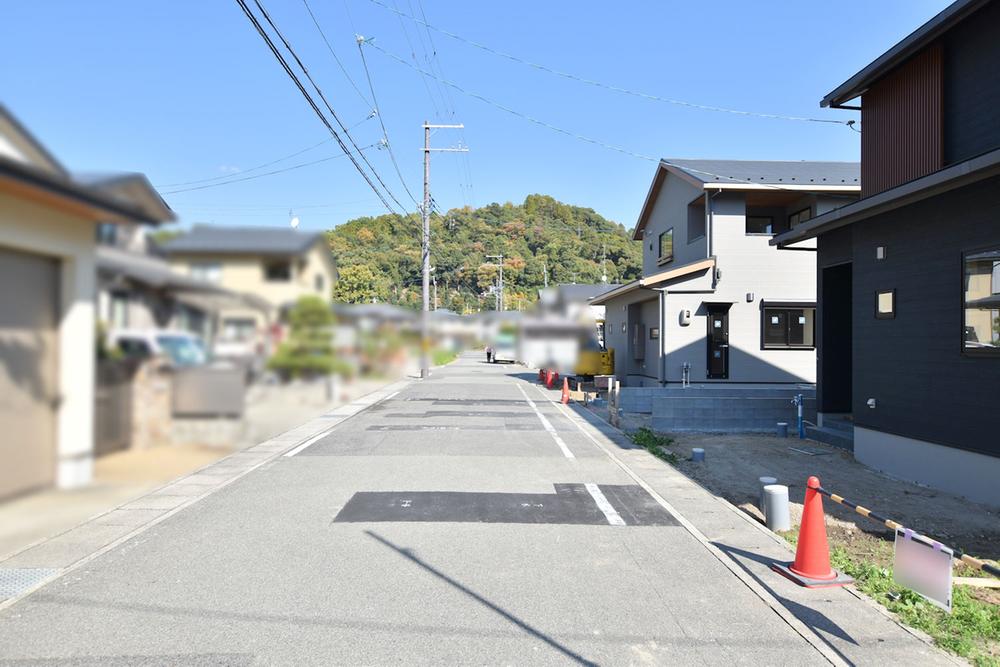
[706,305,730,379]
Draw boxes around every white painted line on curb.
[531,383,849,667]
[516,384,574,459]
[283,424,339,457]
[585,483,626,526]
[283,390,401,457]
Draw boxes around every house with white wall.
[591,159,860,430]
[0,106,172,499]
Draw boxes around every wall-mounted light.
[746,292,754,302]
[876,246,886,260]
[866,398,877,409]
[679,309,691,326]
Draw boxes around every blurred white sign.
[893,529,953,613]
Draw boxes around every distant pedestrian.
[486,346,494,363]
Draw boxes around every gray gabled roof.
[159,225,324,256]
[821,0,988,108]
[663,159,860,187]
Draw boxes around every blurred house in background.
[537,282,618,347]
[0,105,172,499]
[158,225,337,360]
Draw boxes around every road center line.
[516,384,575,459]
[585,483,626,526]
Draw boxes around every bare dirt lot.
[667,433,1000,602]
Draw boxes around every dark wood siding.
[942,0,1000,165]
[845,175,1000,459]
[860,44,942,198]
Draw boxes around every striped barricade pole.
[815,483,1000,579]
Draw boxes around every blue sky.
[3,0,947,231]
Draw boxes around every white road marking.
[284,390,401,457]
[585,483,626,526]
[283,425,340,457]
[516,384,574,459]
[531,383,849,667]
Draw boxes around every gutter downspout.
[705,187,720,287]
[658,288,667,386]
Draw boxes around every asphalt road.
[0,354,858,665]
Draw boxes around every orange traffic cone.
[561,377,570,405]
[771,476,852,588]
[545,370,553,389]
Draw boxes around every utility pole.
[543,261,548,288]
[420,121,467,379]
[432,273,438,310]
[486,254,504,311]
[601,244,608,283]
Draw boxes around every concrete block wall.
[650,389,817,433]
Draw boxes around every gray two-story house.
[773,0,1000,506]
[592,159,859,430]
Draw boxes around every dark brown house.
[774,0,1000,506]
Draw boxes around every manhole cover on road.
[0,567,59,601]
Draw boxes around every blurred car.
[108,329,208,367]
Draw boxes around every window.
[190,262,221,283]
[963,248,1000,354]
[649,327,659,340]
[658,228,674,264]
[746,216,774,235]
[221,318,257,342]
[315,274,325,293]
[109,291,129,328]
[264,260,291,281]
[762,305,815,349]
[789,207,812,228]
[876,290,895,319]
[96,223,118,246]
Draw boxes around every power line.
[364,39,659,162]
[411,0,475,206]
[158,138,331,188]
[161,145,376,194]
[364,41,802,191]
[234,0,398,214]
[356,38,422,207]
[251,0,411,214]
[300,0,374,108]
[365,0,854,126]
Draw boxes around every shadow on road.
[711,541,859,659]
[365,530,598,666]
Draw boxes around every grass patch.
[628,427,680,465]
[431,348,458,366]
[777,531,1000,665]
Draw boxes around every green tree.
[332,264,388,304]
[267,295,344,379]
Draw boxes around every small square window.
[876,290,895,319]
[649,327,659,340]
[264,261,292,282]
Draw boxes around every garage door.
[0,246,58,499]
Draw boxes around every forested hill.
[326,194,642,313]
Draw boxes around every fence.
[94,359,138,456]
